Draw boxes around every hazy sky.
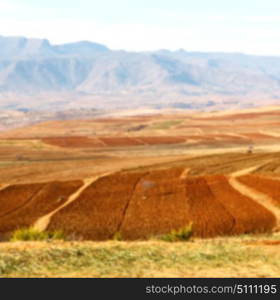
[1,0,280,55]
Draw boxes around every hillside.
[1,106,280,277]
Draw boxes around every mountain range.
[1,35,280,111]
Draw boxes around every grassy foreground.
[0,234,280,277]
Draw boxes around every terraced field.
[0,158,279,240]
[0,106,280,242]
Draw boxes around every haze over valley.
[1,35,280,114]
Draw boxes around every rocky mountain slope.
[0,35,280,110]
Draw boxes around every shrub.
[10,228,65,242]
[159,223,193,242]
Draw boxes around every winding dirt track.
[230,164,264,177]
[33,172,112,232]
[229,164,280,229]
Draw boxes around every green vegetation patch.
[149,120,183,130]
[159,224,193,242]
[10,228,65,242]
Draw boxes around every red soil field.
[184,176,235,237]
[187,134,250,144]
[42,135,188,148]
[48,172,144,240]
[207,175,276,234]
[238,175,280,206]
[0,168,276,240]
[0,183,44,217]
[120,168,191,239]
[243,133,271,139]
[0,180,83,237]
[47,169,275,240]
[42,136,104,148]
[99,137,143,146]
[139,136,187,145]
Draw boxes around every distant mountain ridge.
[0,35,280,110]
[0,36,109,58]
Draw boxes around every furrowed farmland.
[0,165,278,240]
[1,106,280,277]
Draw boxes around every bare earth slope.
[0,106,280,240]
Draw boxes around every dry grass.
[0,234,280,277]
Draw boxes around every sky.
[1,0,280,55]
